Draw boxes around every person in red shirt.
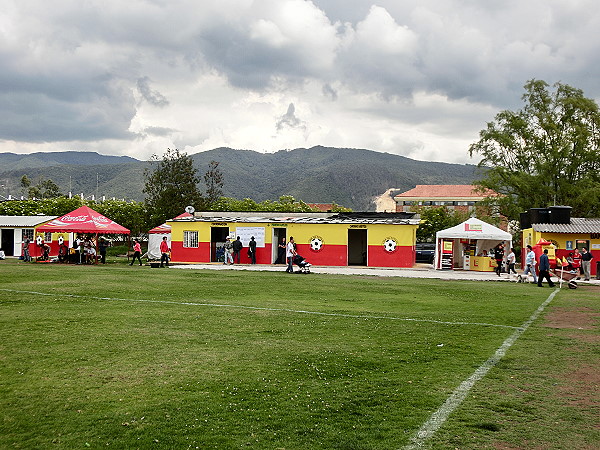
[130,239,143,266]
[572,248,582,275]
[160,236,171,267]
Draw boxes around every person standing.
[130,239,143,266]
[223,238,234,265]
[160,236,170,267]
[232,236,243,264]
[275,237,286,264]
[248,236,257,264]
[286,236,296,273]
[493,243,505,277]
[22,236,31,262]
[572,248,583,275]
[523,245,538,283]
[506,247,517,279]
[99,237,109,264]
[537,249,555,287]
[581,247,594,281]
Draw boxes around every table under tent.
[35,205,130,264]
[435,217,512,271]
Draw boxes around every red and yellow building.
[170,212,420,268]
[521,207,599,276]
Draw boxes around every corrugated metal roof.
[172,214,420,226]
[533,218,600,233]
[0,215,57,227]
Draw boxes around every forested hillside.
[0,146,480,211]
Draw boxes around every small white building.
[0,215,57,257]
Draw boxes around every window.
[44,232,52,242]
[183,231,199,248]
[22,229,34,241]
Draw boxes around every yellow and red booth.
[169,212,420,268]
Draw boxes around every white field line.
[0,288,520,330]
[404,288,559,450]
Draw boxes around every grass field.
[1,258,598,449]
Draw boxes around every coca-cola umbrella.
[36,205,130,263]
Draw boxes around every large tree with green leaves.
[469,79,600,220]
[143,148,204,227]
[20,175,61,199]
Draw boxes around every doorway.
[1,229,14,256]
[210,227,230,262]
[272,228,287,263]
[348,229,367,266]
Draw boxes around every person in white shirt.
[523,245,537,283]
[506,247,517,280]
[285,236,296,273]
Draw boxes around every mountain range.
[0,147,482,211]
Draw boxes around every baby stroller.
[293,254,312,274]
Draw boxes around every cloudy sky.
[1,0,598,164]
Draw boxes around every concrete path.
[172,263,600,286]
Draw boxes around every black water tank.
[529,208,546,223]
[539,209,551,223]
[549,206,572,224]
[520,212,531,229]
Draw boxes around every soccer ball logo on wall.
[383,237,397,253]
[310,236,324,252]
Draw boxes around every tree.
[469,79,600,220]
[20,175,61,199]
[143,148,203,226]
[204,160,224,208]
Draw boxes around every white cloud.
[1,0,599,164]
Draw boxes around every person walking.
[248,236,257,264]
[160,236,170,267]
[493,243,505,277]
[581,247,594,281]
[506,247,518,280]
[232,236,243,264]
[523,245,538,283]
[130,239,143,266]
[286,236,296,273]
[537,248,555,287]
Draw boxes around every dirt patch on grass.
[557,365,600,409]
[542,306,599,330]
[543,298,600,433]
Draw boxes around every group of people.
[222,236,245,265]
[494,242,594,287]
[21,234,107,264]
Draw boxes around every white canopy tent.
[435,217,512,270]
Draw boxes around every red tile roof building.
[394,185,496,213]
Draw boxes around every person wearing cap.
[248,236,257,264]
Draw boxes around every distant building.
[306,203,336,212]
[394,185,496,213]
[520,206,599,277]
[0,215,57,257]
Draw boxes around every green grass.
[0,258,597,449]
